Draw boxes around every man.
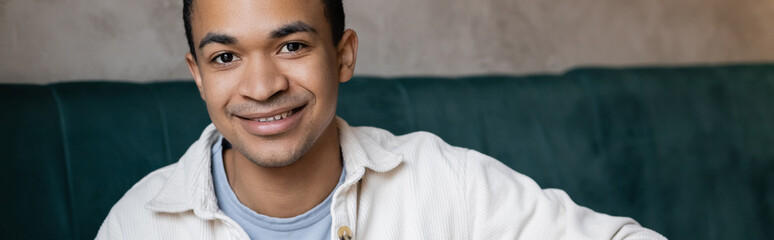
[97,0,666,239]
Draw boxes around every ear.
[336,29,359,83]
[186,52,206,101]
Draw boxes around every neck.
[222,121,342,218]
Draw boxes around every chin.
[233,133,317,168]
[247,156,299,168]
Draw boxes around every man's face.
[186,0,356,167]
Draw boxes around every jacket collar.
[145,117,403,215]
[145,123,221,217]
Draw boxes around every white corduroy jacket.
[96,117,665,240]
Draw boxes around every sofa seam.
[394,79,417,131]
[49,85,79,240]
[461,78,489,154]
[147,84,173,164]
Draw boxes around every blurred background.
[0,0,773,83]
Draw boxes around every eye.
[212,52,240,65]
[279,42,307,54]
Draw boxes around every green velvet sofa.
[2,64,774,239]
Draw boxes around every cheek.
[200,72,240,114]
[283,52,339,90]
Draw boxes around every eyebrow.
[269,21,317,39]
[197,21,317,50]
[198,33,237,50]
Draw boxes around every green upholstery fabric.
[2,64,774,239]
[0,85,71,239]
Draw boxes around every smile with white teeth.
[256,109,293,122]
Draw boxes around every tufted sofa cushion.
[2,64,773,239]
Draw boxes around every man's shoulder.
[349,125,526,189]
[107,124,217,216]
[349,125,473,173]
[109,163,178,213]
[352,125,469,155]
[96,162,181,239]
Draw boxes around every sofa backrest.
[2,64,774,239]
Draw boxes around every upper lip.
[235,104,305,120]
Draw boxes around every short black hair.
[183,0,345,61]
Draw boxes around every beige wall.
[1,0,773,84]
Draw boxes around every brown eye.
[279,42,306,53]
[214,53,235,64]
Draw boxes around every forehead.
[191,0,328,39]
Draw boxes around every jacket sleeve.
[95,208,123,240]
[463,150,666,240]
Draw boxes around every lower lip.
[237,107,305,136]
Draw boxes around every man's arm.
[95,208,123,240]
[464,150,666,239]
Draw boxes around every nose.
[237,56,289,101]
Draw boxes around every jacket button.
[337,226,353,240]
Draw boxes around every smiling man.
[96,0,665,239]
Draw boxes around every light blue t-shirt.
[211,137,346,240]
